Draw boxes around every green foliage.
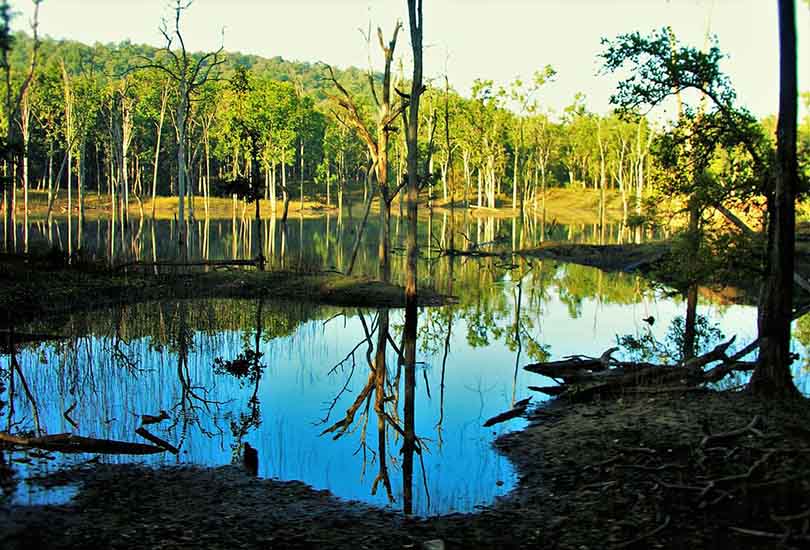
[650,227,763,292]
[600,28,734,113]
[617,314,725,363]
[214,348,265,386]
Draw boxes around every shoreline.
[3,391,808,549]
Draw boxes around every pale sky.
[11,0,810,119]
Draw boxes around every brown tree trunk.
[751,0,800,398]
[403,0,424,516]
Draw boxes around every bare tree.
[135,0,224,251]
[1,0,41,252]
[402,0,424,516]
[325,23,408,280]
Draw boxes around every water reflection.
[3,296,523,515]
[3,257,793,514]
[14,207,660,281]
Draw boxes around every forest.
[5,28,810,236]
[1,0,810,549]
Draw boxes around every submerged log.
[483,398,532,427]
[135,427,179,455]
[0,432,168,455]
[528,385,566,396]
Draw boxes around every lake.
[3,208,808,516]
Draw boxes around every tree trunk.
[404,0,423,515]
[751,0,801,398]
[177,82,188,249]
[152,82,168,218]
[21,90,29,253]
[281,157,290,223]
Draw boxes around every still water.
[3,209,808,515]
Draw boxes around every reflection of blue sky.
[7,267,809,515]
[8,306,523,516]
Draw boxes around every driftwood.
[483,397,532,427]
[0,432,167,455]
[135,427,179,455]
[526,338,746,403]
[524,347,620,380]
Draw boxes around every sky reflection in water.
[5,212,808,514]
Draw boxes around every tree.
[751,0,801,398]
[403,0,424,517]
[135,0,224,250]
[601,23,800,397]
[1,0,41,252]
[507,66,555,213]
[325,23,408,280]
[225,66,265,269]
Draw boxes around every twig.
[612,515,671,549]
[772,508,810,523]
[135,427,179,455]
[617,463,688,472]
[729,527,810,542]
[63,401,79,430]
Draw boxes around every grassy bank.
[13,190,336,222]
[429,187,629,224]
[13,187,630,225]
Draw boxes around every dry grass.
[14,190,335,221]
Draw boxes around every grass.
[15,190,335,222]
[430,187,629,224]
[17,187,633,224]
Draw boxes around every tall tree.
[403,0,424,517]
[135,0,224,250]
[751,0,801,398]
[1,0,41,252]
[601,24,800,397]
[326,23,408,280]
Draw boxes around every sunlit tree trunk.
[20,88,30,252]
[281,155,290,222]
[152,81,169,218]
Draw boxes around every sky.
[11,0,810,119]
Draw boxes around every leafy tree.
[601,20,800,397]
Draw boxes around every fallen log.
[483,398,532,427]
[0,432,167,455]
[135,427,179,455]
[113,259,259,272]
[524,348,620,380]
[530,337,738,404]
[440,248,507,259]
